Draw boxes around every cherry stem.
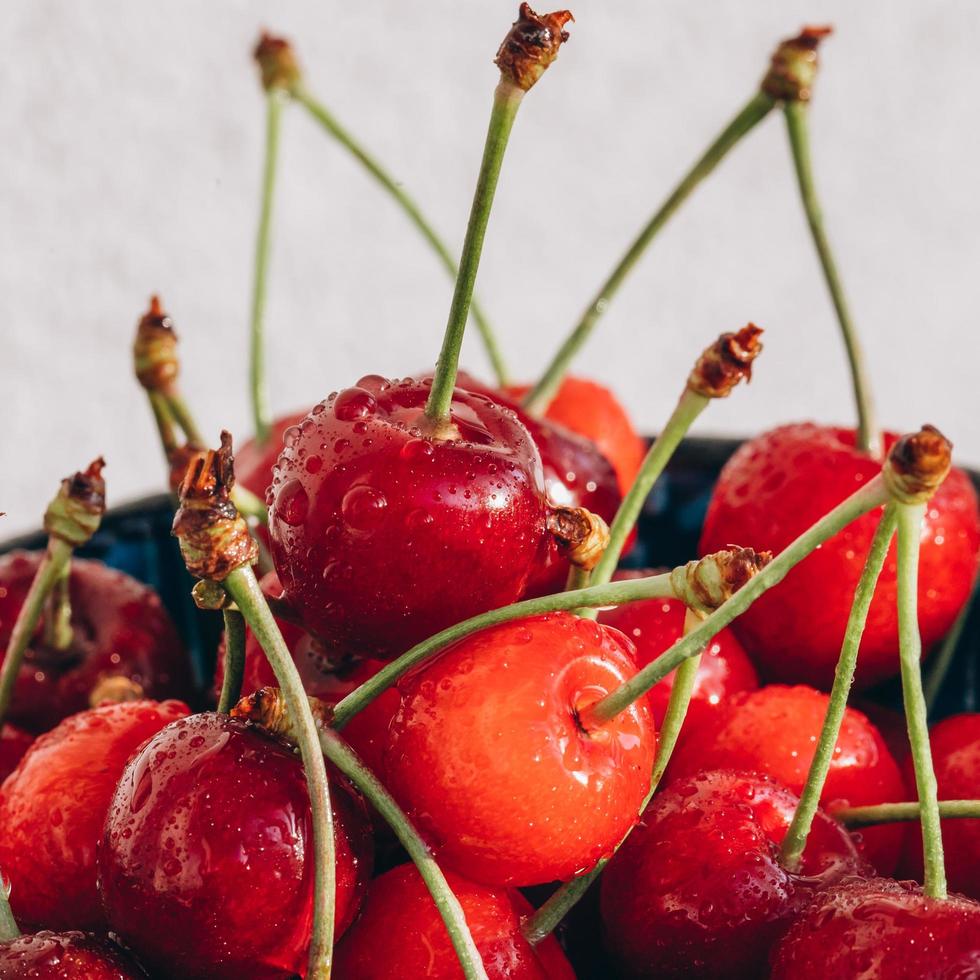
[166,391,205,448]
[0,870,17,942]
[217,608,247,714]
[924,581,975,714]
[425,81,524,426]
[779,504,897,871]
[293,84,509,387]
[784,100,878,454]
[223,565,337,978]
[836,799,980,827]
[147,390,180,459]
[522,91,775,416]
[895,500,947,899]
[42,560,74,651]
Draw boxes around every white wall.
[3,0,978,533]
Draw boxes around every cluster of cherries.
[3,6,980,979]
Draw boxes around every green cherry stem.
[924,582,975,714]
[0,868,18,942]
[779,504,897,871]
[217,608,247,714]
[837,800,980,827]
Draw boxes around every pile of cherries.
[3,6,980,979]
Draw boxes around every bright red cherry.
[0,724,33,784]
[384,612,656,886]
[269,376,553,659]
[0,699,189,931]
[0,551,195,733]
[0,931,145,979]
[99,711,372,980]
[667,684,906,874]
[699,424,980,690]
[769,877,980,979]
[334,863,575,979]
[901,712,980,899]
[235,409,308,500]
[600,770,868,979]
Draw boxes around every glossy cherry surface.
[99,711,372,979]
[384,612,656,886]
[269,376,550,659]
[769,876,980,979]
[0,931,145,979]
[699,424,980,690]
[0,699,189,930]
[0,551,195,733]
[600,770,867,979]
[334,863,574,979]
[0,724,33,784]
[667,684,906,874]
[235,410,308,500]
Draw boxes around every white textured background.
[3,1,978,533]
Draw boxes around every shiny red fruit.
[384,612,656,886]
[600,770,867,979]
[0,699,189,930]
[667,684,906,874]
[0,551,195,733]
[901,712,980,899]
[699,424,980,690]
[769,877,980,979]
[334,863,574,979]
[99,711,372,980]
[0,724,33,784]
[0,931,145,979]
[235,410,308,500]
[269,376,550,659]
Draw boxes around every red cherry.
[901,712,980,899]
[667,684,906,874]
[334,863,574,979]
[699,424,980,690]
[99,711,372,979]
[384,612,656,886]
[0,551,195,733]
[600,770,868,979]
[268,377,551,659]
[0,931,145,979]
[769,877,980,979]
[0,699,189,930]
[0,724,33,784]
[235,409,308,499]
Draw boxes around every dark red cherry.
[769,877,980,979]
[0,931,145,979]
[699,424,980,690]
[600,769,868,979]
[0,699,189,930]
[99,711,372,979]
[901,712,980,899]
[235,410,308,500]
[335,863,574,979]
[667,684,907,874]
[0,724,33,784]
[384,612,656,886]
[268,377,551,659]
[0,551,195,733]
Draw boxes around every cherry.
[599,769,868,979]
[699,424,980,690]
[0,699,189,931]
[0,725,33,784]
[901,712,980,899]
[234,409,307,500]
[0,931,145,979]
[384,612,656,886]
[99,711,372,979]
[667,684,906,874]
[769,876,980,979]
[268,376,554,659]
[0,551,195,733]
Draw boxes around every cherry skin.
[699,424,980,690]
[667,684,907,874]
[599,769,868,980]
[901,712,980,899]
[235,409,308,500]
[99,711,373,980]
[0,551,195,733]
[334,863,575,979]
[0,931,145,979]
[769,876,980,979]
[269,376,551,659]
[0,699,189,931]
[0,724,33,784]
[384,612,656,887]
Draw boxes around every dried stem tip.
[133,295,178,392]
[761,26,833,103]
[168,441,207,496]
[254,32,302,92]
[688,324,764,398]
[172,432,258,581]
[547,505,610,571]
[884,425,953,505]
[495,4,573,91]
[670,547,772,617]
[44,457,107,547]
[232,687,333,741]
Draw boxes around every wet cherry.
[0,725,33,784]
[0,931,145,979]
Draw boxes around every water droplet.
[334,438,351,455]
[405,508,434,531]
[400,438,435,462]
[342,485,388,531]
[276,479,309,526]
[283,425,302,449]
[334,387,377,422]
[305,455,323,475]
